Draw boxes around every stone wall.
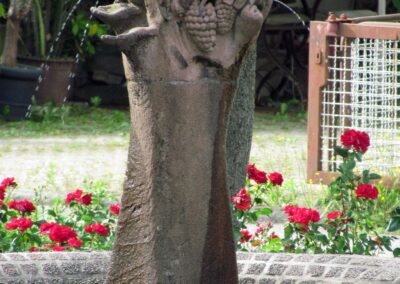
[0,251,398,283]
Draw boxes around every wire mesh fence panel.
[308,22,400,182]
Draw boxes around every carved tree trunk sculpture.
[92,0,271,282]
[1,0,33,67]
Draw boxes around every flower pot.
[0,65,42,120]
[18,57,75,106]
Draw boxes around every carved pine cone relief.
[185,0,217,53]
[215,0,236,34]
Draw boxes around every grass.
[0,104,131,138]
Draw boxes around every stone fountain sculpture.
[91,0,271,282]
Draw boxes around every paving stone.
[237,252,253,261]
[239,278,255,284]
[6,254,27,262]
[43,279,63,284]
[82,261,105,274]
[47,253,68,261]
[274,255,293,262]
[344,267,367,279]
[325,267,345,278]
[27,279,46,284]
[286,265,304,276]
[306,265,325,277]
[254,254,273,262]
[266,264,287,276]
[80,278,106,284]
[359,268,381,280]
[315,255,335,263]
[246,263,266,275]
[42,263,61,276]
[20,264,39,275]
[259,279,276,284]
[6,280,25,284]
[28,254,47,261]
[294,255,314,263]
[377,271,397,281]
[0,255,8,261]
[2,263,21,276]
[237,263,245,274]
[332,256,351,264]
[280,280,296,284]
[299,281,317,284]
[68,253,89,261]
[60,263,81,275]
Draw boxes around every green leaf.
[386,216,400,232]
[369,173,381,180]
[394,248,400,257]
[362,169,370,184]
[334,146,348,158]
[0,4,5,18]
[255,207,273,217]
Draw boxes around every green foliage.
[393,0,400,10]
[0,105,130,137]
[90,96,102,108]
[0,178,119,252]
[71,12,108,56]
[0,3,6,18]
[387,207,400,232]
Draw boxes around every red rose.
[29,247,37,252]
[8,200,36,214]
[48,224,77,243]
[79,193,92,206]
[1,177,17,188]
[110,203,121,215]
[284,205,320,226]
[6,218,33,232]
[52,246,66,252]
[231,188,251,211]
[340,130,370,153]
[356,184,378,200]
[67,238,83,248]
[0,200,3,206]
[85,224,109,237]
[247,164,268,184]
[327,211,343,220]
[239,229,252,243]
[65,189,83,204]
[255,226,264,234]
[270,233,279,239]
[268,172,283,186]
[40,222,57,234]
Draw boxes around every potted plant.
[18,0,107,106]
[0,0,41,120]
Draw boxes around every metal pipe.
[351,13,400,23]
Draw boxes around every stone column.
[91,0,271,282]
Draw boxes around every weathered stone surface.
[0,252,398,283]
[90,0,273,281]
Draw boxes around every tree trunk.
[1,0,34,67]
[226,44,256,199]
[1,17,20,67]
[91,0,271,282]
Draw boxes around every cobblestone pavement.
[0,251,399,283]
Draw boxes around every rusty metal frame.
[307,21,400,184]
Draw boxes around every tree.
[1,0,33,67]
[92,0,271,282]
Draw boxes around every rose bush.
[0,179,120,252]
[232,130,397,256]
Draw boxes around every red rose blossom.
[340,129,370,153]
[239,229,252,243]
[48,224,77,243]
[8,200,36,214]
[40,222,57,234]
[65,189,92,206]
[1,177,17,188]
[247,164,268,184]
[85,224,109,237]
[356,184,378,200]
[52,246,66,252]
[110,203,121,215]
[80,193,92,206]
[327,211,343,220]
[268,172,284,186]
[231,188,251,211]
[284,205,320,226]
[270,233,279,239]
[5,218,33,232]
[67,238,83,248]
